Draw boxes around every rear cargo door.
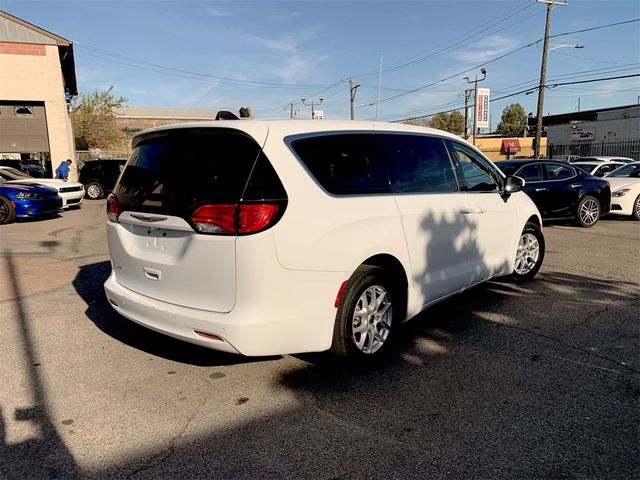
[108,126,268,312]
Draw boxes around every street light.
[301,96,324,119]
[464,67,487,145]
[548,43,584,52]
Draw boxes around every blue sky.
[4,0,640,127]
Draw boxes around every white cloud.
[452,34,522,64]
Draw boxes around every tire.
[331,266,397,360]
[0,196,16,225]
[511,222,545,282]
[632,195,640,221]
[85,181,104,200]
[576,195,600,228]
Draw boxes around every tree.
[71,86,128,151]
[497,103,527,136]
[403,117,430,128]
[427,111,464,135]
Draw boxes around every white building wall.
[547,106,640,145]
[0,43,77,180]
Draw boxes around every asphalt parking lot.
[1,200,638,480]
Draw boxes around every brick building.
[0,10,78,179]
[114,106,252,139]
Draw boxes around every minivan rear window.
[114,128,286,216]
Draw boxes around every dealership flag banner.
[476,88,490,129]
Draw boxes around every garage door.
[0,101,49,152]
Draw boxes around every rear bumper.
[104,265,345,356]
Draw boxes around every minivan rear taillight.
[191,203,282,235]
[107,194,121,222]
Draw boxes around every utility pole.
[347,77,360,120]
[286,102,297,119]
[464,68,487,146]
[375,56,383,121]
[534,0,568,158]
[463,88,473,140]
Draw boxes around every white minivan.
[104,120,544,360]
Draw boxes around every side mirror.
[503,175,525,197]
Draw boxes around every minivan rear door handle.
[459,207,486,215]
[535,187,547,192]
[131,213,168,223]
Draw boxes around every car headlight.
[15,192,43,200]
[612,188,630,198]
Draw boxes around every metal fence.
[546,139,640,161]
[480,139,640,161]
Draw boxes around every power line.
[386,72,640,123]
[76,42,328,89]
[376,66,639,121]
[363,17,640,108]
[552,51,634,66]
[354,0,537,79]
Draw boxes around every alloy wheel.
[351,285,393,354]
[0,202,8,223]
[514,232,540,275]
[87,184,102,199]
[579,198,599,226]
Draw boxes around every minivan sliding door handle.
[459,207,486,215]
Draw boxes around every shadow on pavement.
[1,250,80,479]
[89,269,639,480]
[72,261,280,367]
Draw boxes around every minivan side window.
[446,141,502,192]
[384,134,458,193]
[289,134,390,195]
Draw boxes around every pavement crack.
[564,298,620,332]
[126,396,209,479]
[497,319,637,375]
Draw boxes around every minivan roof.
[131,119,466,145]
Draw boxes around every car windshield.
[0,167,32,180]
[573,163,595,173]
[608,164,640,178]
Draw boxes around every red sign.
[500,139,521,155]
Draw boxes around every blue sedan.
[497,159,611,227]
[0,180,63,224]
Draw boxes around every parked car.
[0,158,28,173]
[0,166,84,209]
[573,156,634,164]
[104,120,544,361]
[79,158,127,199]
[0,158,47,177]
[21,160,46,178]
[0,179,63,224]
[497,159,611,227]
[604,162,640,220]
[572,161,627,177]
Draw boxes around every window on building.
[14,106,33,116]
